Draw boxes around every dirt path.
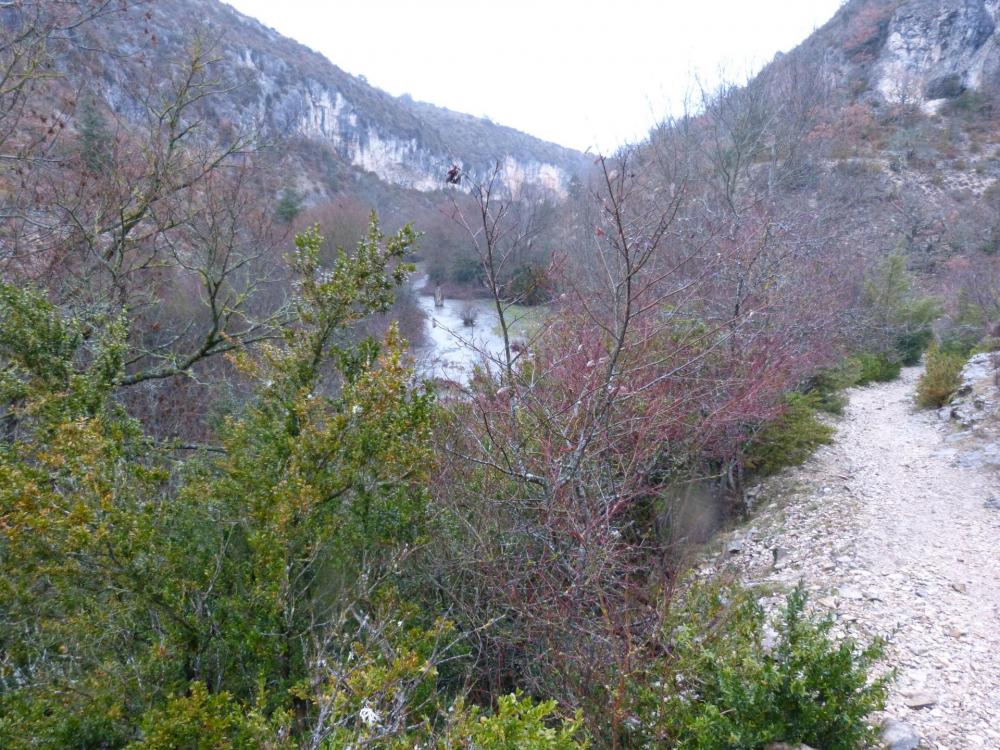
[728,366,1000,749]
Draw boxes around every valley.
[2,0,1000,747]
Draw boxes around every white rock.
[881,719,921,750]
[902,690,938,709]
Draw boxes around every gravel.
[717,366,1000,750]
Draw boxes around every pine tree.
[78,95,112,174]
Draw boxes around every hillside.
[638,0,1000,282]
[59,0,588,199]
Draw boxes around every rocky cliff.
[875,0,1000,106]
[65,0,587,198]
[768,0,1000,113]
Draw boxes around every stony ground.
[718,366,1000,750]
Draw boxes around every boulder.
[902,689,938,708]
[881,718,921,750]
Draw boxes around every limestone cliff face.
[67,0,587,197]
[874,0,1000,104]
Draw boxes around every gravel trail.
[730,366,1000,749]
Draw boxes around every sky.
[223,1,844,153]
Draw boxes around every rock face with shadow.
[875,0,1000,105]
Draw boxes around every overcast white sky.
[223,1,844,152]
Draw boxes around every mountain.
[60,0,588,200]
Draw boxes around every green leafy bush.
[861,254,940,367]
[942,88,996,117]
[744,393,834,476]
[850,352,901,385]
[126,683,289,750]
[916,346,966,408]
[508,263,555,306]
[0,692,131,750]
[0,220,441,748]
[443,693,588,750]
[971,337,1000,355]
[275,188,303,224]
[451,254,486,286]
[78,95,113,174]
[627,582,889,750]
[937,322,983,358]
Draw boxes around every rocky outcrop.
[938,351,999,428]
[937,351,1000,471]
[875,0,1000,105]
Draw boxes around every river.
[409,272,510,384]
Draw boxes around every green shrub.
[916,346,966,408]
[895,327,933,366]
[971,337,1000,355]
[78,96,113,174]
[805,360,863,415]
[451,254,486,286]
[0,691,131,750]
[627,582,889,750]
[508,263,555,305]
[275,188,302,224]
[861,254,940,366]
[126,682,289,750]
[942,88,995,117]
[938,322,983,358]
[444,693,588,750]
[850,352,901,385]
[744,393,834,476]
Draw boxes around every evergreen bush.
[971,337,1000,355]
[275,188,303,223]
[805,360,863,415]
[443,693,588,750]
[627,582,889,750]
[937,322,983,358]
[895,327,934,366]
[850,352,901,385]
[916,346,966,408]
[744,393,834,476]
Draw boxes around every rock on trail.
[720,366,1000,750]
